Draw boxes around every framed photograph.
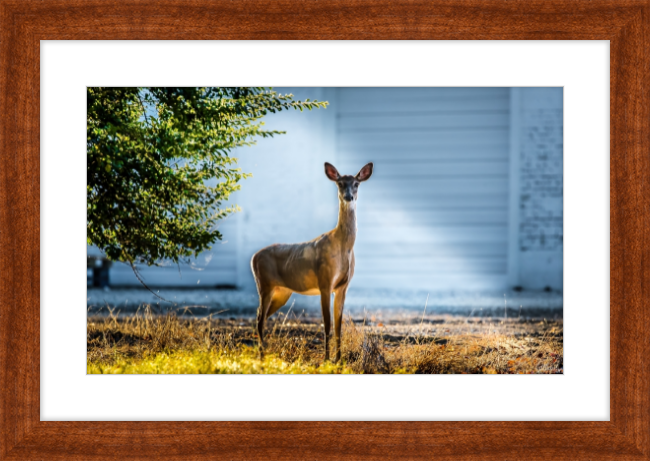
[1,1,646,460]
[85,85,564,376]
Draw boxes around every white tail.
[251,162,373,362]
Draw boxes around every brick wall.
[520,107,563,252]
[515,88,563,289]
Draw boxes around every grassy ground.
[87,306,563,374]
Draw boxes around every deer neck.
[334,199,357,248]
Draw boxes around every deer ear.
[356,162,373,182]
[324,162,340,181]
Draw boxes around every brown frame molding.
[1,1,647,460]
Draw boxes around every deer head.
[324,162,373,202]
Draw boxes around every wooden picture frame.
[0,1,646,459]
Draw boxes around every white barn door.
[335,88,511,290]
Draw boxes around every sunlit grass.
[87,347,356,374]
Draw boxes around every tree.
[87,87,327,267]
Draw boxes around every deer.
[251,162,373,363]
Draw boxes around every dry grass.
[87,305,563,374]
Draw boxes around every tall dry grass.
[87,305,563,374]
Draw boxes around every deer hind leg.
[266,288,292,318]
[333,285,348,363]
[256,287,291,358]
[252,251,277,357]
[255,287,274,357]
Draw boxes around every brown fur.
[252,162,373,362]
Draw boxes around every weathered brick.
[519,107,563,253]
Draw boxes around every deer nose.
[344,194,353,202]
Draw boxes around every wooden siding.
[335,87,510,289]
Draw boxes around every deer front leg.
[333,285,348,363]
[320,289,332,362]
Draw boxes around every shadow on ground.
[87,287,563,320]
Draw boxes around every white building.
[94,87,563,292]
